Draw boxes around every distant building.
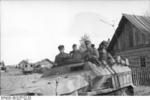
[18,60,30,69]
[108,14,150,86]
[34,58,53,68]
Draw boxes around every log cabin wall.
[113,21,150,51]
[115,47,150,86]
[112,20,150,86]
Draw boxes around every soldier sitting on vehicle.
[70,44,82,61]
[98,41,115,66]
[83,40,101,66]
[91,44,100,59]
[54,45,71,66]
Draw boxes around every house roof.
[107,14,150,52]
[124,14,150,34]
[18,60,28,65]
[34,58,54,66]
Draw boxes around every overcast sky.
[1,0,150,65]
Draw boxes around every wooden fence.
[131,67,150,86]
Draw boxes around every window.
[140,56,146,67]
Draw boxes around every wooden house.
[108,14,150,86]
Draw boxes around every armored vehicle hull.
[7,61,134,96]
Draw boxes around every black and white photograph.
[0,0,150,97]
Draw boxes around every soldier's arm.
[69,51,73,57]
[95,49,99,58]
[108,53,116,63]
[108,53,113,59]
[54,56,59,66]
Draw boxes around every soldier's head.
[72,44,77,51]
[99,41,108,49]
[85,40,91,48]
[58,45,64,53]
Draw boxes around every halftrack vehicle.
[9,59,134,96]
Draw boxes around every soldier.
[91,44,99,59]
[70,44,82,60]
[83,41,100,66]
[54,45,71,66]
[98,41,115,66]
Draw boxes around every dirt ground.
[0,68,42,95]
[134,86,150,96]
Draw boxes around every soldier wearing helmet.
[83,40,100,65]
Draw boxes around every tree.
[79,34,91,52]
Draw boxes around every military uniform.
[54,52,71,65]
[70,50,82,60]
[83,47,100,66]
[91,47,99,59]
[84,47,99,59]
[98,49,115,65]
